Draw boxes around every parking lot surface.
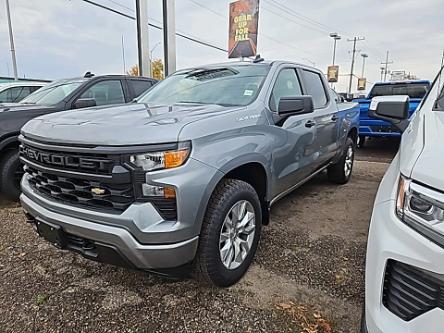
[0,140,397,333]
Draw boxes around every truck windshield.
[433,68,444,111]
[369,82,430,99]
[20,80,85,106]
[137,64,270,106]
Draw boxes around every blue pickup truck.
[354,80,430,146]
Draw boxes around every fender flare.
[194,154,272,232]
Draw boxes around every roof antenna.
[253,54,264,63]
[84,71,95,78]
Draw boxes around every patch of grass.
[35,293,48,306]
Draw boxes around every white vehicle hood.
[410,110,444,190]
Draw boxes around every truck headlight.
[130,142,191,171]
[396,175,444,242]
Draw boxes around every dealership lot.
[0,140,396,333]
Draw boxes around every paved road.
[0,144,397,333]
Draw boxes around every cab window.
[79,80,125,106]
[301,70,328,109]
[269,68,302,112]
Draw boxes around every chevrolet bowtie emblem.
[91,187,106,195]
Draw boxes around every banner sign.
[358,78,367,91]
[327,65,339,83]
[228,0,260,59]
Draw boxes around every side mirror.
[369,95,410,132]
[278,96,314,117]
[74,98,97,109]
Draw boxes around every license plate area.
[36,220,67,248]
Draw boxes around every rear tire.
[194,179,262,287]
[327,137,355,185]
[0,149,22,200]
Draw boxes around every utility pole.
[381,50,393,82]
[347,37,365,95]
[162,0,176,76]
[6,0,18,80]
[135,0,151,77]
[361,53,368,77]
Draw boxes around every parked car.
[362,67,444,332]
[19,60,359,287]
[0,73,157,199]
[0,81,46,104]
[354,80,431,146]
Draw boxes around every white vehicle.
[0,81,46,104]
[362,67,444,333]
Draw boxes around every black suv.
[0,73,157,199]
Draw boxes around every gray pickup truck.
[19,60,359,287]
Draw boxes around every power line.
[78,0,227,53]
[265,0,337,33]
[104,0,134,13]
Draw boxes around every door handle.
[331,114,339,121]
[305,120,316,128]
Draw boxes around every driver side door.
[269,67,318,198]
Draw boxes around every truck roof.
[373,80,431,86]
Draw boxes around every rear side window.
[369,83,430,99]
[0,86,34,103]
[129,80,154,98]
[301,70,328,108]
[79,80,125,106]
[269,68,302,112]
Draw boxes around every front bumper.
[21,191,199,270]
[365,199,444,333]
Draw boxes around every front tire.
[0,149,22,200]
[327,137,355,185]
[195,179,262,287]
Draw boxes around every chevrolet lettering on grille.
[20,146,112,172]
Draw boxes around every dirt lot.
[0,139,397,333]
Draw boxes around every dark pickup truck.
[0,73,157,199]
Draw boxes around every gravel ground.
[0,143,396,333]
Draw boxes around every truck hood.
[0,103,56,113]
[21,103,241,146]
[411,110,444,190]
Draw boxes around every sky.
[0,0,443,93]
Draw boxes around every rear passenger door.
[127,79,155,100]
[268,67,318,197]
[299,69,339,168]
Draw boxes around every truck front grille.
[383,260,443,321]
[25,166,134,212]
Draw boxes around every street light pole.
[162,0,176,76]
[361,53,368,77]
[329,32,341,66]
[135,0,151,77]
[5,0,18,80]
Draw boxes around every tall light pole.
[135,0,151,77]
[5,0,18,80]
[329,32,341,66]
[162,0,176,76]
[361,53,368,77]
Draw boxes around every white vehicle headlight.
[130,142,191,171]
[396,175,444,243]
